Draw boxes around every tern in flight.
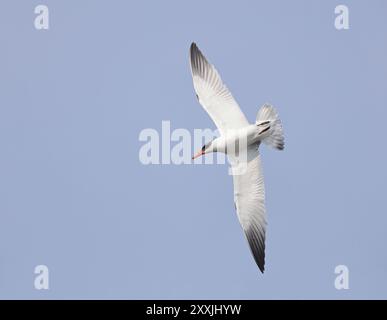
[189,43,284,273]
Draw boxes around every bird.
[189,42,284,273]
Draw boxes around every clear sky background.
[0,0,386,299]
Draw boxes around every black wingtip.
[190,42,200,59]
[189,42,205,77]
[245,226,266,274]
[190,42,197,56]
[256,256,265,274]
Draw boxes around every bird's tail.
[256,103,284,150]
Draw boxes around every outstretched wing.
[231,146,267,273]
[189,42,249,135]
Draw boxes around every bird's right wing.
[189,43,249,135]
[231,146,267,273]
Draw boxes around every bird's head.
[192,141,214,160]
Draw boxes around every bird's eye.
[201,145,206,151]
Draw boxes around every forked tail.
[256,103,284,150]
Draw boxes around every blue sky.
[0,0,386,299]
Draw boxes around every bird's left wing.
[231,146,267,273]
[189,43,249,135]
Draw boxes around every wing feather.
[231,146,267,273]
[189,43,249,134]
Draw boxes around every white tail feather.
[256,103,284,150]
